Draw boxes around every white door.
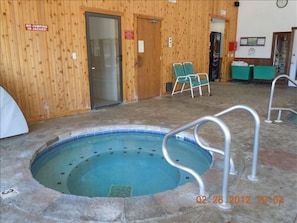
[289,28,297,87]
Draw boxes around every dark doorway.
[209,31,221,81]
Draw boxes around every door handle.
[91,67,95,70]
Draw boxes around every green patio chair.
[172,63,209,98]
[182,62,211,96]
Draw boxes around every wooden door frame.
[288,27,297,75]
[209,15,231,82]
[134,14,163,99]
[271,31,292,75]
[288,27,297,86]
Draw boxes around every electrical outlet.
[72,52,77,60]
[168,37,173,48]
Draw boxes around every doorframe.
[271,31,292,76]
[134,14,163,99]
[209,15,231,82]
[288,27,297,86]
[83,8,124,109]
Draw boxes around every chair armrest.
[186,74,200,81]
[176,75,190,81]
[196,73,208,78]
[196,73,209,81]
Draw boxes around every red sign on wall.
[229,41,237,51]
[25,24,48,31]
[124,30,134,40]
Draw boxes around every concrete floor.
[0,82,296,223]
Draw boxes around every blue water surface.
[31,130,212,197]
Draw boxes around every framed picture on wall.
[240,37,266,46]
[257,37,266,46]
[240,38,248,46]
[247,37,257,46]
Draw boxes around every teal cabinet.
[231,66,252,80]
[253,66,276,80]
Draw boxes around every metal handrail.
[265,74,297,123]
[193,129,237,175]
[214,105,261,182]
[162,105,261,210]
[162,115,232,210]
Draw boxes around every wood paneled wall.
[0,0,238,122]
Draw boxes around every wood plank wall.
[0,0,238,122]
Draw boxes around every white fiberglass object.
[0,86,29,139]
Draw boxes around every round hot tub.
[31,127,212,197]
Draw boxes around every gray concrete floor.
[0,82,296,223]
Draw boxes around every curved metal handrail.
[162,115,232,210]
[214,105,261,182]
[265,74,297,123]
[193,129,237,175]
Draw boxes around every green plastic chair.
[172,63,210,98]
[181,62,210,97]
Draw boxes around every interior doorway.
[209,17,225,81]
[272,32,292,76]
[136,17,161,99]
[85,12,123,109]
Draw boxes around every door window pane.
[86,13,122,109]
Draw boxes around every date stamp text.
[196,195,284,205]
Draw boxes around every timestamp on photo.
[195,195,284,205]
